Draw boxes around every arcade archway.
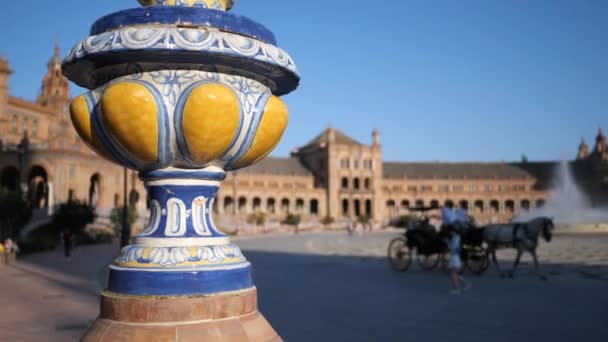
[28,165,49,209]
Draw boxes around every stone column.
[62,1,299,340]
[47,181,53,215]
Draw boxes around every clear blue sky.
[1,0,606,162]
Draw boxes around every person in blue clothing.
[445,227,471,295]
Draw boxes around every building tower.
[594,128,607,160]
[595,128,606,152]
[372,128,380,147]
[0,53,13,128]
[370,128,384,220]
[36,42,70,110]
[577,138,589,160]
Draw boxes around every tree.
[321,215,334,229]
[110,206,138,239]
[52,201,96,235]
[246,212,267,227]
[0,189,32,240]
[521,155,528,163]
[357,215,371,225]
[282,213,301,234]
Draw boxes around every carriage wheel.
[465,246,490,275]
[417,253,440,270]
[387,237,412,272]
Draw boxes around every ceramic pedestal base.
[82,287,281,342]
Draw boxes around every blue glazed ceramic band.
[90,6,277,45]
[107,263,253,295]
[141,169,227,181]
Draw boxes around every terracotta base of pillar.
[82,287,281,342]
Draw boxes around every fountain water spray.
[517,159,608,225]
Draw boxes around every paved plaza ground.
[1,230,607,341]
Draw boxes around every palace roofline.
[8,96,56,115]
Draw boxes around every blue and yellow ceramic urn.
[63,1,298,340]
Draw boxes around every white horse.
[482,217,554,280]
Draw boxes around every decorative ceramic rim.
[138,0,234,10]
[63,27,299,93]
[115,244,246,268]
[90,6,275,44]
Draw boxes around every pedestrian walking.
[444,227,471,295]
[62,230,73,260]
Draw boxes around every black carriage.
[387,206,489,274]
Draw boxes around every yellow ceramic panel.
[233,96,288,168]
[182,83,240,165]
[69,95,115,162]
[101,83,159,163]
[137,0,233,10]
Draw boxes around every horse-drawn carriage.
[387,206,555,279]
[387,206,490,274]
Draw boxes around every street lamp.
[16,131,29,196]
[120,167,130,248]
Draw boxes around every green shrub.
[0,189,32,240]
[246,212,267,226]
[282,213,301,234]
[321,216,334,227]
[110,206,138,238]
[18,222,59,255]
[53,201,95,235]
[77,226,115,245]
[357,215,371,224]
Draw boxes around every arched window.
[474,200,484,213]
[401,200,410,211]
[490,200,500,213]
[430,199,439,208]
[253,197,262,212]
[386,200,396,215]
[89,173,102,207]
[342,199,349,217]
[28,165,49,209]
[415,199,424,208]
[521,199,530,211]
[536,199,546,209]
[505,200,515,213]
[364,178,371,190]
[11,115,18,133]
[341,177,348,190]
[445,199,454,208]
[459,200,469,210]
[281,198,290,213]
[267,198,276,214]
[365,199,372,216]
[238,197,247,213]
[354,199,361,217]
[310,199,319,215]
[296,198,305,213]
[223,197,234,213]
[353,178,360,190]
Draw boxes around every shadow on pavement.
[7,244,608,342]
[245,250,608,342]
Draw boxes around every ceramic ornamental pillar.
[62,1,299,340]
